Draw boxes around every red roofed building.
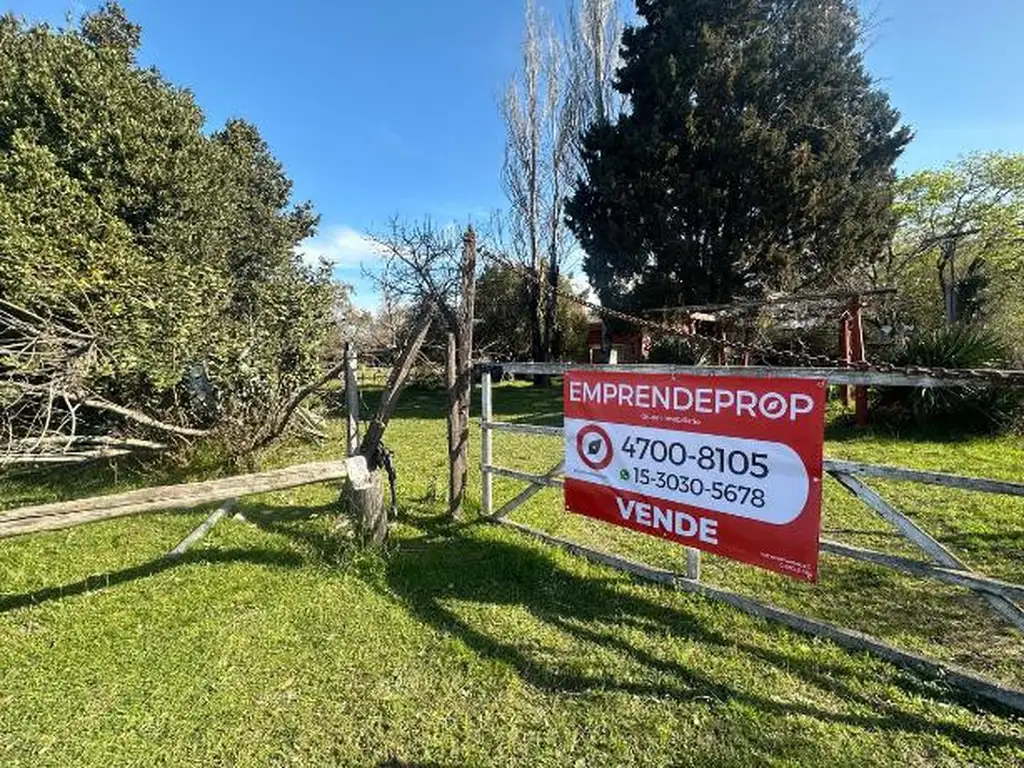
[584,321,651,363]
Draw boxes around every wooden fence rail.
[0,460,349,539]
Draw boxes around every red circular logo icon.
[577,424,614,470]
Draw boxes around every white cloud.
[569,271,596,304]
[297,226,383,271]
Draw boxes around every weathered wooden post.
[446,330,460,515]
[447,227,477,519]
[342,455,386,546]
[839,309,853,407]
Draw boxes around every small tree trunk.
[359,306,435,468]
[599,319,613,364]
[529,269,549,386]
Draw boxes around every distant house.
[584,320,650,363]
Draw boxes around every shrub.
[875,325,1023,431]
[647,335,714,366]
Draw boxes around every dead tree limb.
[359,305,436,468]
[248,358,347,453]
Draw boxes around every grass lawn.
[1,382,1023,766]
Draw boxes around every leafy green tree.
[475,263,589,361]
[566,0,911,313]
[0,4,333,452]
[889,153,1024,327]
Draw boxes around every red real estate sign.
[563,370,826,582]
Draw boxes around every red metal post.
[849,296,868,427]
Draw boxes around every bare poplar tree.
[501,0,623,373]
[502,0,547,368]
[569,0,624,132]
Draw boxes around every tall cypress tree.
[566,0,912,311]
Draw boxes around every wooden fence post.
[345,342,359,457]
[447,226,477,520]
[447,331,461,517]
[717,323,729,366]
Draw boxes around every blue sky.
[9,0,1024,307]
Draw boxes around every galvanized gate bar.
[486,420,564,437]
[491,461,565,520]
[829,471,965,566]
[820,539,1024,603]
[479,363,1024,704]
[830,471,1024,632]
[496,516,1024,715]
[485,464,564,488]
[481,370,494,517]
[486,419,1024,498]
[825,459,1024,497]
[492,361,1024,389]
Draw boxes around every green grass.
[1,383,1023,766]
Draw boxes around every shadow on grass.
[5,500,1020,751]
[0,547,304,613]
[0,502,344,616]
[363,514,1023,750]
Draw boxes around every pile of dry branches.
[0,299,204,472]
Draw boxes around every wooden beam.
[0,460,348,539]
[646,287,898,314]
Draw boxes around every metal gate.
[479,361,1024,712]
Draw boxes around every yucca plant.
[876,325,1023,431]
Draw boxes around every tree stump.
[340,456,387,547]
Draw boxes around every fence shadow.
[5,498,1020,752]
[0,547,304,614]
[366,515,1022,751]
